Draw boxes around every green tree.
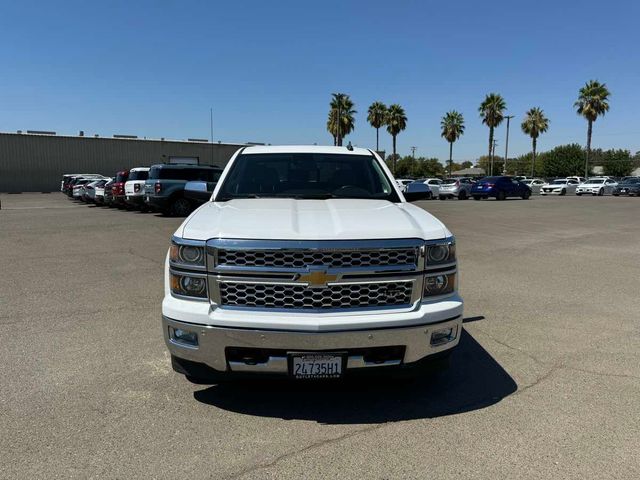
[460,161,473,169]
[440,111,465,176]
[367,101,387,151]
[601,149,633,177]
[540,144,585,178]
[394,155,417,177]
[385,104,408,174]
[414,158,445,178]
[479,93,507,175]
[511,152,543,176]
[327,93,356,146]
[574,80,611,178]
[477,155,504,176]
[521,107,550,177]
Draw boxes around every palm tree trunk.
[488,127,494,176]
[449,141,453,177]
[531,137,537,177]
[376,128,379,151]
[585,119,592,178]
[392,135,397,174]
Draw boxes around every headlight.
[423,272,456,297]
[426,241,456,266]
[170,239,206,269]
[170,272,208,299]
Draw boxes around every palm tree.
[478,93,507,175]
[574,80,610,178]
[367,101,387,151]
[440,111,465,176]
[327,93,356,146]
[521,107,550,177]
[385,104,407,174]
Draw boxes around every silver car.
[438,178,475,200]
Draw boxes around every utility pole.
[411,146,417,159]
[503,115,514,174]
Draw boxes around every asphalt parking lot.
[1,193,639,479]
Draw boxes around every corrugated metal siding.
[0,133,244,192]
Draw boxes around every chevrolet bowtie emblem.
[297,270,338,287]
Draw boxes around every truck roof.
[240,145,373,156]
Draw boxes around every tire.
[560,189,566,196]
[496,191,506,201]
[576,193,582,196]
[598,188,604,196]
[522,190,531,200]
[439,195,446,200]
[613,194,619,197]
[167,197,193,217]
[458,190,468,200]
[473,196,481,201]
[427,192,433,200]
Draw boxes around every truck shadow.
[193,329,517,423]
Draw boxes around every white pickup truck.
[163,145,463,382]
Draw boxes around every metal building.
[0,132,247,192]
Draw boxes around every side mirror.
[403,192,425,202]
[184,181,215,204]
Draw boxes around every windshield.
[551,180,567,185]
[522,180,532,185]
[217,153,400,201]
[115,172,128,183]
[442,179,457,185]
[587,179,604,184]
[128,170,149,181]
[621,178,640,184]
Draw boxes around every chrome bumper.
[163,315,462,375]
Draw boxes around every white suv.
[163,145,463,383]
[124,167,150,209]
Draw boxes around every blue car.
[471,176,531,200]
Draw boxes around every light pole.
[503,115,514,174]
[411,146,416,159]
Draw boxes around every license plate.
[290,353,344,379]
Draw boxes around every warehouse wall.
[0,133,245,192]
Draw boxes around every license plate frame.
[288,352,346,380]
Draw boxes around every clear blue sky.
[1,0,639,161]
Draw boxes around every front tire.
[473,195,481,201]
[522,191,531,200]
[560,189,566,196]
[458,190,468,200]
[598,188,604,196]
[496,191,506,201]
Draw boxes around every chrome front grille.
[216,248,417,269]
[206,238,427,311]
[219,281,414,310]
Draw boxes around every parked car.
[403,181,433,200]
[163,144,462,383]
[438,178,474,200]
[576,177,618,196]
[111,170,130,207]
[613,177,640,196]
[82,179,110,203]
[94,178,113,205]
[71,178,95,199]
[471,176,531,200]
[144,164,223,216]
[540,178,579,196]
[395,179,414,192]
[124,167,151,209]
[520,178,546,194]
[412,178,443,197]
[566,176,586,184]
[61,174,103,194]
[103,179,115,206]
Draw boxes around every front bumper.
[576,188,599,194]
[163,311,462,377]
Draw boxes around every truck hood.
[178,199,449,241]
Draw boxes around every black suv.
[143,164,223,216]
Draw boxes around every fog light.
[430,326,457,346]
[170,327,198,346]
